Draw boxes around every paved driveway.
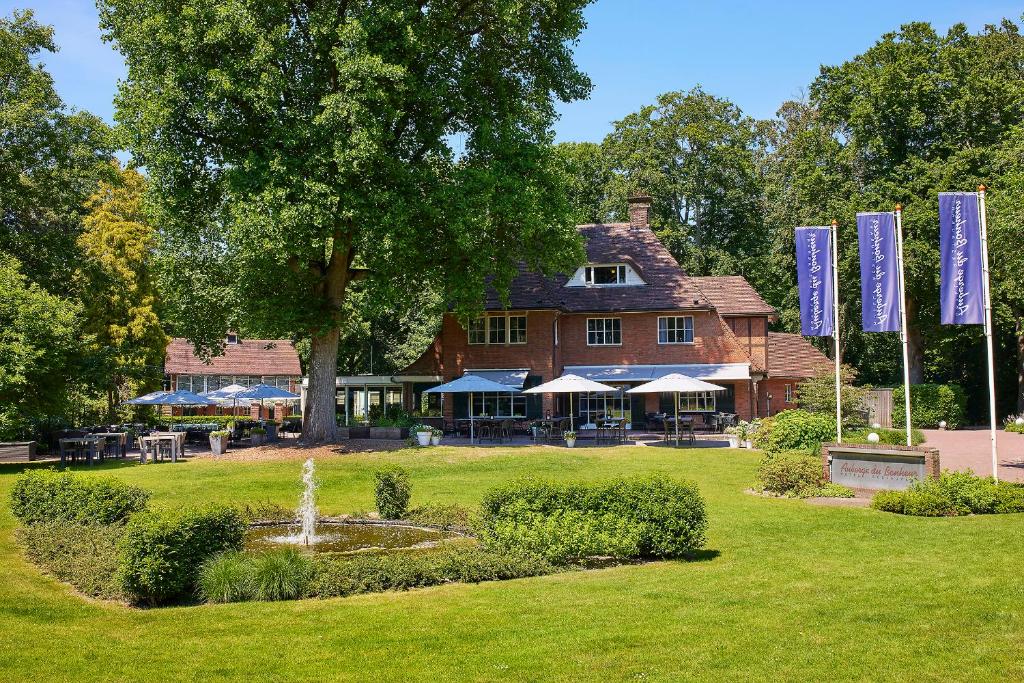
[921,429,1024,482]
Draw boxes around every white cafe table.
[137,433,185,463]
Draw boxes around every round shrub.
[892,384,967,430]
[10,469,149,525]
[756,452,822,496]
[117,505,245,606]
[752,410,836,454]
[374,465,411,520]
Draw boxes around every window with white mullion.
[587,318,621,346]
[658,316,694,344]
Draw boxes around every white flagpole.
[831,220,843,444]
[978,185,999,481]
[894,205,913,446]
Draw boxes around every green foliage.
[99,0,592,443]
[844,427,926,446]
[197,551,252,604]
[871,471,1024,516]
[15,522,125,600]
[892,384,967,430]
[478,475,707,562]
[756,452,823,497]
[10,469,149,525]
[116,505,245,606]
[248,549,313,602]
[1004,416,1024,434]
[307,544,555,600]
[406,503,473,531]
[795,365,870,424]
[553,141,612,224]
[367,405,415,428]
[155,416,240,427]
[374,466,412,520]
[752,410,837,454]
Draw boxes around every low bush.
[15,522,125,600]
[844,427,926,446]
[752,410,836,454]
[756,451,855,498]
[871,471,1024,516]
[478,475,707,562]
[117,505,246,606]
[10,469,149,525]
[406,503,473,530]
[374,465,411,520]
[1003,415,1024,434]
[307,544,554,600]
[198,551,252,604]
[249,549,313,601]
[892,384,967,430]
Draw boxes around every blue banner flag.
[857,212,901,332]
[939,193,985,325]
[795,226,835,337]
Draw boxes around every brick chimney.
[628,193,652,228]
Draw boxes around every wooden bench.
[0,441,37,462]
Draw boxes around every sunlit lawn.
[0,445,1021,681]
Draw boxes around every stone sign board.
[822,442,940,491]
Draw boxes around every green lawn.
[1,446,1022,681]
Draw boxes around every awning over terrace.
[562,363,751,383]
[464,369,530,388]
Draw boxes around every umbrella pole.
[570,393,574,432]
[675,392,680,447]
[470,392,474,444]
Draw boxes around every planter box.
[348,426,370,439]
[0,441,36,462]
[265,424,279,442]
[209,435,228,456]
[251,433,266,446]
[369,427,404,440]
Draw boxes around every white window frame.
[784,384,794,403]
[587,317,622,346]
[678,392,717,412]
[467,314,527,346]
[584,264,627,286]
[487,315,507,345]
[508,315,527,345]
[468,317,486,345]
[658,316,695,344]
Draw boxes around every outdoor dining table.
[138,433,185,463]
[663,416,695,445]
[59,437,101,465]
[92,432,128,459]
[596,418,627,445]
[534,417,568,442]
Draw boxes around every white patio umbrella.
[200,383,252,415]
[522,374,617,432]
[424,374,521,444]
[627,373,725,446]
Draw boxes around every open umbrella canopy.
[523,374,617,394]
[125,389,215,406]
[200,384,249,400]
[424,374,521,394]
[235,383,300,401]
[626,373,726,394]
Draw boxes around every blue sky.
[5,0,1021,143]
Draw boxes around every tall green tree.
[78,164,168,419]
[553,141,612,224]
[600,87,766,276]
[0,9,113,291]
[100,0,591,442]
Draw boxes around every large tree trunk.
[905,297,925,384]
[303,328,340,444]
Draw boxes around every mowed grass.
[0,445,1022,682]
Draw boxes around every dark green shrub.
[15,522,125,600]
[117,505,245,606]
[752,410,836,454]
[756,452,822,496]
[811,482,856,498]
[10,469,149,525]
[406,503,473,530]
[307,544,554,599]
[374,465,411,519]
[478,475,707,561]
[249,548,313,601]
[892,384,967,430]
[870,471,1024,517]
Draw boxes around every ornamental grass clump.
[477,475,707,563]
[871,471,1024,516]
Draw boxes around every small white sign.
[829,448,926,491]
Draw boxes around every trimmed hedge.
[478,475,707,562]
[10,469,149,525]
[374,465,411,520]
[117,505,246,606]
[15,522,125,600]
[845,427,926,446]
[871,471,1024,516]
[756,452,854,498]
[892,384,967,430]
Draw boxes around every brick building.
[165,335,302,416]
[390,194,829,425]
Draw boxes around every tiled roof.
[767,332,831,379]
[690,276,776,317]
[484,223,711,312]
[165,338,302,376]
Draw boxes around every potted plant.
[250,426,267,446]
[414,424,432,447]
[563,430,577,448]
[209,430,229,456]
[264,420,280,442]
[430,427,442,446]
[723,426,740,449]
[530,421,542,439]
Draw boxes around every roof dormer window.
[226,333,239,345]
[586,264,626,285]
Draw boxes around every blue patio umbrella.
[425,374,521,444]
[125,389,216,406]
